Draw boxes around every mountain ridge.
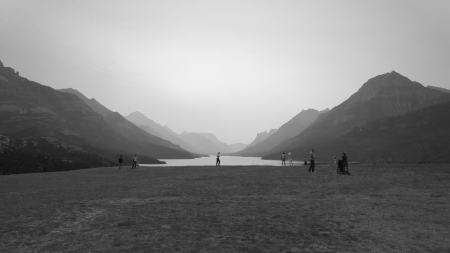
[262,71,450,160]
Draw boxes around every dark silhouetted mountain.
[427,85,450,94]
[59,88,113,117]
[58,89,194,158]
[244,129,278,150]
[179,132,233,154]
[0,60,200,172]
[228,143,247,152]
[281,100,450,163]
[262,71,450,161]
[125,111,204,154]
[57,88,196,158]
[236,109,329,157]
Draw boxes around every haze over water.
[142,156,285,167]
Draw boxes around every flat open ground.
[1,164,450,252]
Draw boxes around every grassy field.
[1,164,449,252]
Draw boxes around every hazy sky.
[1,0,449,144]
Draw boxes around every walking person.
[288,152,293,166]
[308,148,316,172]
[131,154,137,169]
[216,152,220,166]
[342,152,350,175]
[281,152,286,166]
[118,155,124,171]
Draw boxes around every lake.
[141,155,288,167]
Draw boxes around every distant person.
[342,152,349,175]
[216,152,220,166]
[281,152,286,166]
[337,157,344,174]
[333,156,337,172]
[118,155,124,171]
[308,148,316,172]
[303,157,307,166]
[288,152,293,166]
[131,154,137,169]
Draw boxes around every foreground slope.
[263,71,450,160]
[1,164,449,252]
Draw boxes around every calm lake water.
[142,155,286,167]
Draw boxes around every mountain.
[228,143,247,152]
[58,88,113,117]
[262,71,450,161]
[58,89,197,158]
[245,129,278,150]
[179,132,233,154]
[287,100,450,163]
[235,109,329,157]
[427,85,450,94]
[0,60,198,173]
[125,111,203,154]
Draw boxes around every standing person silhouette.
[131,154,137,169]
[216,152,220,166]
[281,152,286,166]
[342,152,349,175]
[308,148,316,172]
[288,152,293,166]
[118,155,124,171]
[333,156,337,173]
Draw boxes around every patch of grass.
[1,164,450,252]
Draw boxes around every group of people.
[118,154,138,171]
[281,149,350,175]
[334,152,350,175]
[280,152,294,166]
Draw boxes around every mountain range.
[261,71,450,162]
[0,59,201,173]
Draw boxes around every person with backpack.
[118,155,124,171]
[131,154,137,169]
[281,152,286,166]
[308,148,316,172]
[337,157,344,174]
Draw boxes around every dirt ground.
[1,163,449,252]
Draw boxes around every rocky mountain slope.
[58,89,195,158]
[244,129,278,150]
[235,109,328,157]
[125,111,203,154]
[0,60,197,172]
[262,71,450,161]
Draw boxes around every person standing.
[131,154,137,169]
[288,152,293,166]
[303,157,307,166]
[216,152,220,166]
[308,148,316,172]
[342,152,349,175]
[281,152,286,166]
[118,155,124,171]
[333,156,337,173]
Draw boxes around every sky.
[1,0,449,144]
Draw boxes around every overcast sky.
[1,0,449,144]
